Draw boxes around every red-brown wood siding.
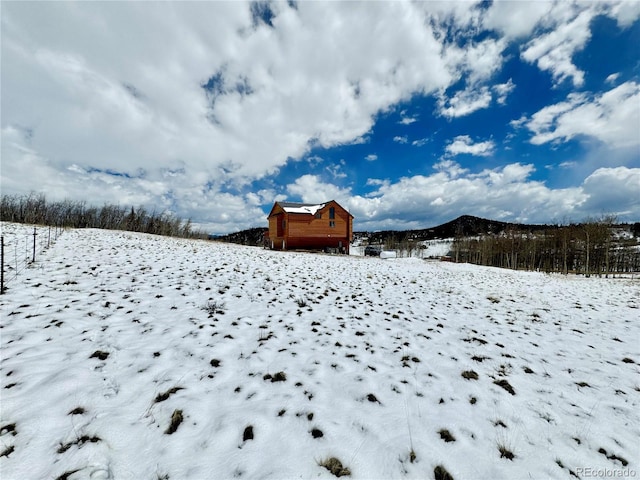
[267,201,353,252]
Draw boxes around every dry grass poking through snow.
[0,225,639,479]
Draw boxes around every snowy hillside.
[1,226,638,480]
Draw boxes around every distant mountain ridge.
[359,215,550,244]
[211,215,548,246]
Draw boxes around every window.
[315,213,322,219]
[329,221,335,228]
[329,207,335,219]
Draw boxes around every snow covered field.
[1,225,638,480]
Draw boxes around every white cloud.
[471,163,536,186]
[393,136,408,144]
[509,116,528,129]
[399,118,416,125]
[433,159,469,179]
[607,0,640,27]
[286,175,352,205]
[525,82,640,148]
[493,79,515,104]
[352,161,587,229]
[521,8,596,87]
[437,86,492,118]
[437,77,514,118]
[445,135,495,157]
[483,0,554,39]
[461,38,508,85]
[411,138,429,147]
[398,110,417,125]
[581,167,640,217]
[365,178,389,188]
[365,154,378,162]
[326,163,347,179]
[2,1,464,227]
[486,2,639,88]
[605,73,620,84]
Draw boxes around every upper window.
[329,221,335,228]
[329,207,335,219]
[315,213,322,219]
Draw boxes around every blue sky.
[2,1,639,234]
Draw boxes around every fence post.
[1,236,4,295]
[32,227,37,263]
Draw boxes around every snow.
[1,225,639,480]
[350,240,452,259]
[419,240,452,258]
[282,204,325,215]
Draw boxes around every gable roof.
[267,200,353,218]
[279,202,326,215]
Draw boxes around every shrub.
[165,410,183,435]
[154,387,183,404]
[319,457,351,477]
[498,444,515,460]
[89,350,109,360]
[203,300,225,316]
[493,379,516,395]
[438,429,456,442]
[461,370,479,380]
[264,371,287,382]
[434,465,454,480]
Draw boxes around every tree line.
[0,193,208,239]
[450,217,640,276]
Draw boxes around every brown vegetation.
[1,193,206,239]
[451,217,639,275]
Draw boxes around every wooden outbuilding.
[267,200,354,253]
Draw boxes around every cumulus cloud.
[326,162,347,179]
[438,77,516,118]
[351,161,588,229]
[487,2,640,88]
[483,0,554,39]
[521,8,595,87]
[398,111,418,125]
[445,135,495,157]
[605,73,621,84]
[393,136,408,144]
[559,161,577,169]
[1,2,458,220]
[493,79,515,104]
[286,175,352,205]
[525,82,640,148]
[580,167,640,216]
[607,0,640,27]
[437,86,493,118]
[365,154,378,162]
